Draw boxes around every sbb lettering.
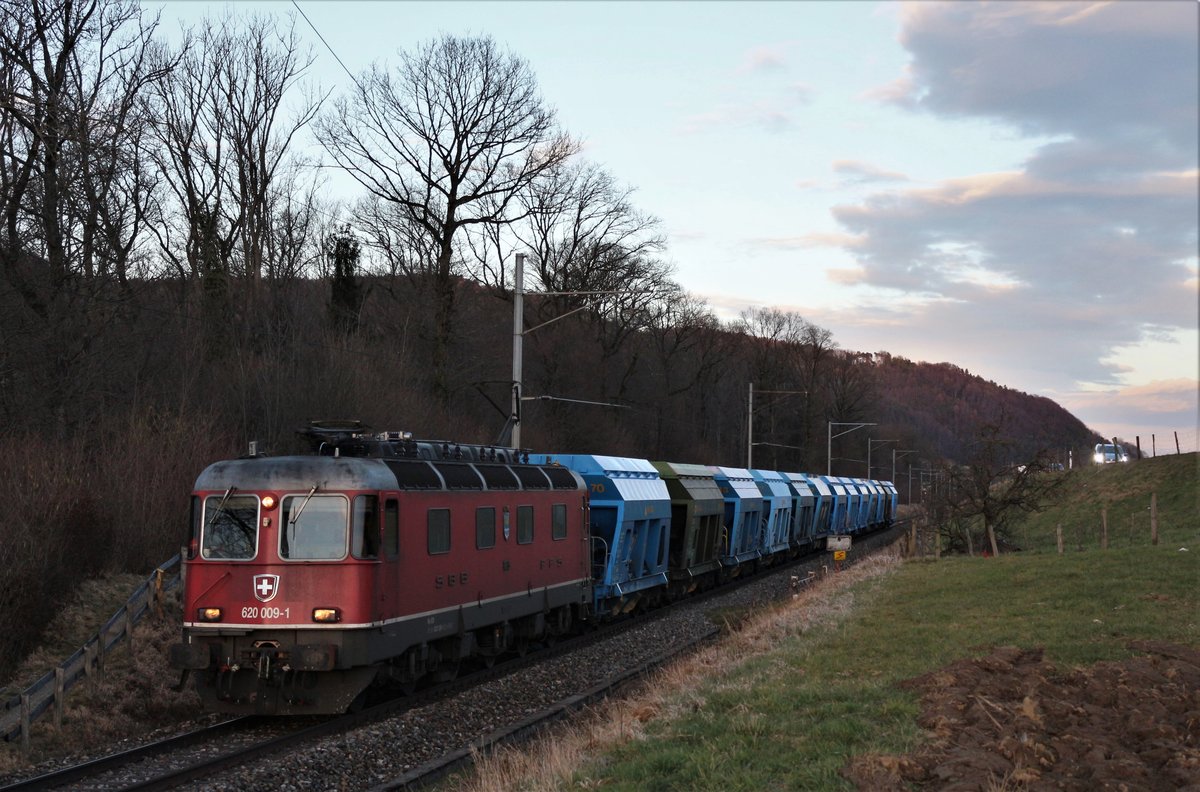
[434,572,469,589]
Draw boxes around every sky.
[161,0,1199,453]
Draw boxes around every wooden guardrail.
[1,554,182,752]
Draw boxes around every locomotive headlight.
[312,608,341,623]
[261,495,277,510]
[198,607,223,622]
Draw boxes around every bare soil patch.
[844,642,1200,791]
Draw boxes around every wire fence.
[0,555,182,753]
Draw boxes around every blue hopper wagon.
[710,466,765,573]
[528,453,670,617]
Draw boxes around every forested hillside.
[870,353,1098,467]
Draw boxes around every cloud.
[677,101,795,135]
[745,232,865,251]
[891,1,1198,153]
[788,82,815,104]
[739,45,787,74]
[1056,378,1200,451]
[679,44,812,135]
[833,159,910,184]
[828,0,1198,396]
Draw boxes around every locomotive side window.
[383,499,399,558]
[516,505,534,544]
[551,504,567,540]
[352,495,379,559]
[280,495,348,560]
[475,507,496,549]
[427,508,451,554]
[201,494,259,560]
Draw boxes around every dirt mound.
[843,642,1200,791]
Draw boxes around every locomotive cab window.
[517,505,534,544]
[280,494,348,560]
[201,494,259,560]
[428,508,451,554]
[551,504,567,540]
[352,495,379,559]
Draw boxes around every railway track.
[2,523,904,791]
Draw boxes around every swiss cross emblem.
[253,574,280,603]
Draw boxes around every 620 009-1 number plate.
[241,606,291,619]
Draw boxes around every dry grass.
[447,548,903,792]
[0,577,204,777]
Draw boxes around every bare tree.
[939,420,1066,556]
[0,0,167,310]
[317,34,578,400]
[519,161,663,298]
[517,159,672,396]
[0,0,170,428]
[147,12,321,285]
[644,287,727,455]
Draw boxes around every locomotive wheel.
[515,637,530,657]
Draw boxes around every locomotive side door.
[379,494,400,617]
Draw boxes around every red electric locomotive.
[170,424,591,714]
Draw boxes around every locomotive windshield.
[201,494,259,560]
[281,494,349,560]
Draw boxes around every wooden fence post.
[154,568,165,620]
[1101,507,1108,550]
[1056,524,1063,555]
[20,693,30,755]
[54,667,65,729]
[1151,493,1159,545]
[910,521,917,557]
[96,630,105,682]
[125,609,134,653]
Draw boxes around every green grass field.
[572,455,1199,791]
[1013,453,1198,553]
